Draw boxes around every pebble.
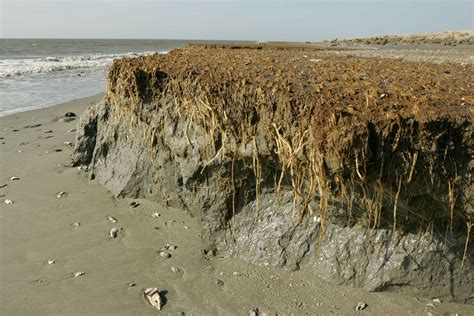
[74,271,85,278]
[106,215,118,223]
[10,176,20,181]
[56,191,67,198]
[159,251,171,259]
[72,222,80,228]
[47,259,56,265]
[151,213,160,218]
[183,225,189,230]
[355,302,367,311]
[4,199,13,205]
[109,227,121,238]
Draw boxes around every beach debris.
[47,259,56,265]
[67,128,76,133]
[380,93,388,99]
[109,227,121,238]
[144,287,163,310]
[74,271,85,278]
[0,184,8,188]
[56,191,67,198]
[248,308,259,316]
[64,141,73,146]
[183,225,189,230]
[65,112,76,118]
[151,212,160,218]
[129,201,140,208]
[170,266,182,273]
[106,215,118,223]
[162,244,177,251]
[215,278,225,288]
[72,222,80,228]
[159,251,171,259]
[10,176,20,181]
[355,302,367,311]
[4,199,14,205]
[432,298,442,304]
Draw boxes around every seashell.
[129,201,140,208]
[4,199,13,205]
[47,259,56,265]
[56,191,67,198]
[72,222,80,228]
[432,298,442,304]
[74,271,85,278]
[159,251,171,259]
[106,215,118,223]
[248,308,259,316]
[151,213,160,218]
[355,302,367,311]
[183,225,189,230]
[144,287,162,310]
[110,227,121,238]
[64,141,73,146]
[10,176,20,181]
[170,266,182,273]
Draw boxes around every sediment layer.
[73,45,473,302]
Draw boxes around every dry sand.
[1,95,473,315]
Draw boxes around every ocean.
[0,39,190,117]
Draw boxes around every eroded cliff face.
[73,46,473,302]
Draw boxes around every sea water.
[0,39,190,117]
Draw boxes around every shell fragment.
[106,215,118,223]
[110,227,121,238]
[144,288,163,310]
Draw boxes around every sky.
[1,0,472,41]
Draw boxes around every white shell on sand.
[64,142,73,146]
[110,227,121,238]
[72,222,80,228]
[144,288,162,310]
[106,215,118,223]
[151,213,160,218]
[159,251,171,259]
[10,176,19,181]
[355,302,367,311]
[74,271,85,278]
[56,191,67,198]
[4,199,13,205]
[170,266,182,273]
[47,259,56,265]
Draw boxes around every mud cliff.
[73,46,473,302]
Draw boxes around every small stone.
[110,227,121,238]
[380,93,387,99]
[74,271,85,278]
[183,225,189,230]
[232,271,240,276]
[37,279,46,284]
[355,302,367,311]
[4,199,13,205]
[151,213,160,218]
[47,259,56,265]
[432,298,442,304]
[215,278,225,288]
[64,141,73,146]
[72,222,80,228]
[65,112,76,118]
[159,251,171,259]
[10,176,19,181]
[56,191,67,198]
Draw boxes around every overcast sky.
[1,0,472,41]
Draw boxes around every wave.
[0,51,166,78]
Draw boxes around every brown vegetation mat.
[104,46,473,243]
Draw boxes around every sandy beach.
[0,95,473,315]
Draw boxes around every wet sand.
[1,95,473,315]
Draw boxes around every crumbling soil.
[73,45,473,302]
